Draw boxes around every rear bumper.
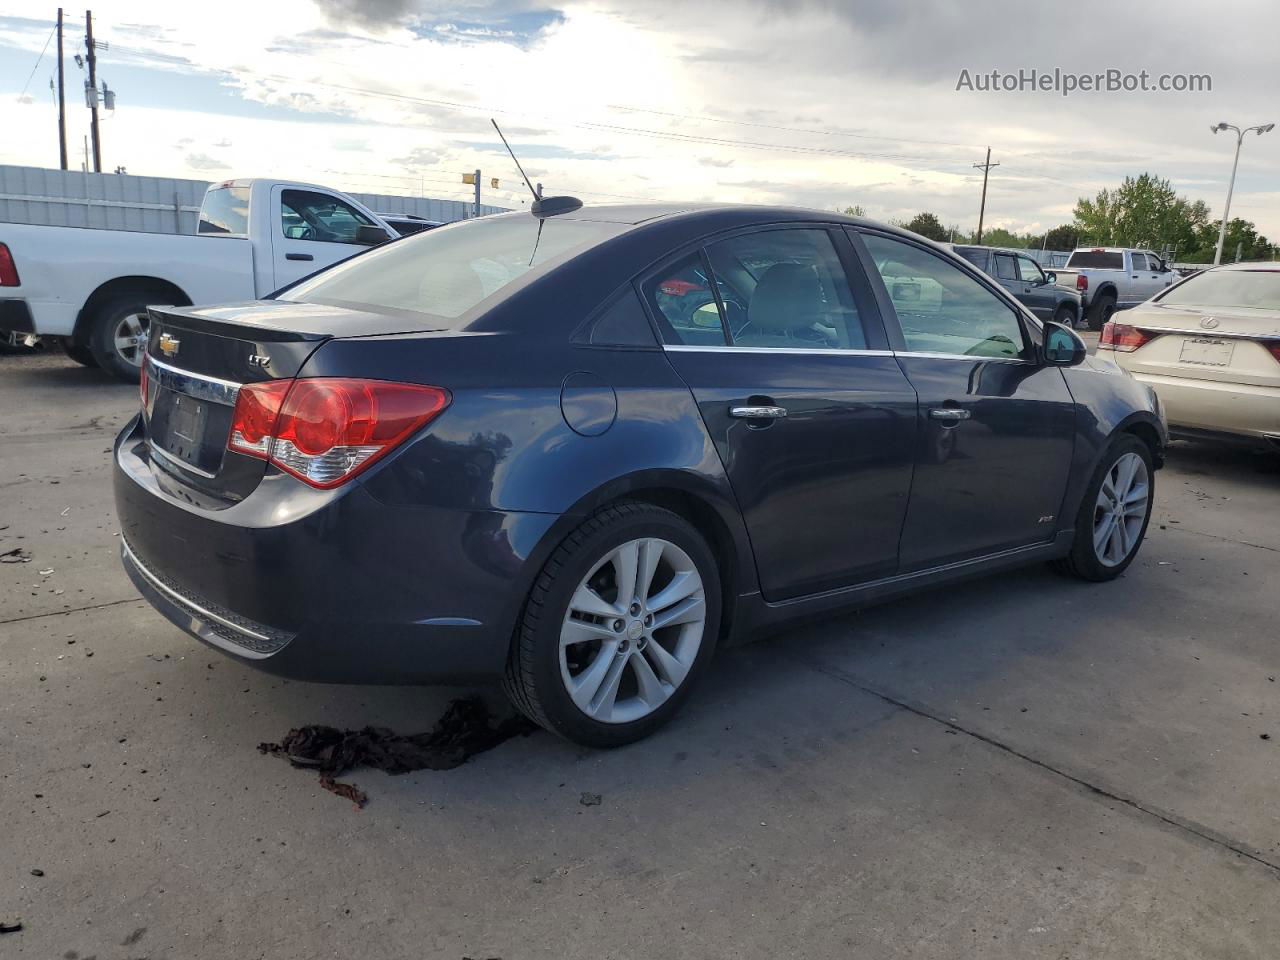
[113,415,560,683]
[0,296,77,337]
[1131,371,1280,444]
[0,299,34,334]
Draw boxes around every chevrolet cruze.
[114,203,1166,746]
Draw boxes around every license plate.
[1179,337,1234,366]
[169,393,207,445]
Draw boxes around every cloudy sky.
[1,0,1277,241]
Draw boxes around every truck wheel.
[1052,303,1077,328]
[61,339,98,367]
[1087,292,1116,331]
[88,296,152,382]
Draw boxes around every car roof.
[551,201,872,228]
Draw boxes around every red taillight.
[1075,274,1088,292]
[228,378,449,488]
[0,243,19,287]
[1099,322,1155,353]
[1264,341,1280,365]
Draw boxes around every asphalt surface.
[3,343,1279,959]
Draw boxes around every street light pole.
[1210,121,1274,265]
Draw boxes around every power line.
[17,22,56,101]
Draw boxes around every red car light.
[1098,322,1155,353]
[1263,341,1280,365]
[0,243,19,287]
[228,378,450,488]
[1076,274,1088,292]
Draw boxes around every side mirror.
[355,224,390,245]
[1044,271,1057,284]
[1042,321,1086,367]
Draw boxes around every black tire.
[61,339,98,367]
[1052,303,1077,328]
[88,295,153,382]
[503,501,722,748]
[1086,291,1117,331]
[1052,434,1154,582]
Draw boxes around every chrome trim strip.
[1134,327,1280,342]
[145,355,242,406]
[121,539,274,646]
[147,439,218,480]
[895,351,1029,364]
[663,345,896,357]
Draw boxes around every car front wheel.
[1053,434,1154,581]
[504,502,721,747]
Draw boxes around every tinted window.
[1066,250,1125,270]
[197,186,250,235]
[1129,252,1149,271]
[862,233,1029,360]
[993,254,1018,281]
[954,247,989,271]
[704,229,867,349]
[285,215,623,321]
[642,254,726,346]
[1017,257,1044,283]
[1159,270,1280,310]
[585,290,658,347]
[281,190,375,245]
[385,218,437,237]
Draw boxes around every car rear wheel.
[503,502,721,747]
[89,296,152,382]
[1087,292,1116,331]
[1053,434,1153,581]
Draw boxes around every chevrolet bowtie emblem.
[158,332,180,357]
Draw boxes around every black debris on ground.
[29,869,43,877]
[0,919,21,934]
[0,547,31,563]
[258,697,535,808]
[579,792,603,807]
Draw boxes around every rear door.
[270,186,382,290]
[854,230,1076,571]
[646,226,918,601]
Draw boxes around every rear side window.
[1129,252,1149,271]
[579,290,658,347]
[1066,250,1124,270]
[198,186,250,235]
[862,233,1029,360]
[704,229,868,350]
[642,254,726,346]
[284,215,624,321]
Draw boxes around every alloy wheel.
[113,311,149,368]
[559,537,706,724]
[1092,452,1149,567]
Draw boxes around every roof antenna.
[490,118,582,219]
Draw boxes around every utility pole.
[56,8,67,169]
[473,168,481,218]
[85,10,101,173]
[973,147,999,244]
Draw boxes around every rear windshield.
[1066,250,1124,270]
[283,215,624,320]
[1158,270,1280,311]
[198,186,250,235]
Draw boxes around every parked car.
[0,179,394,381]
[1098,262,1280,449]
[951,244,1082,327]
[1054,247,1177,330]
[377,213,443,237]
[114,203,1165,747]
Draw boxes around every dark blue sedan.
[114,203,1166,746]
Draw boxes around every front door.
[857,231,1077,571]
[1016,254,1056,318]
[270,186,381,290]
[643,227,918,601]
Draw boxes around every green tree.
[1187,217,1274,263]
[980,227,1029,248]
[1073,173,1206,251]
[904,211,949,242]
[840,204,867,218]
[1043,224,1079,251]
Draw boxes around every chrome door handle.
[929,407,971,421]
[730,405,788,419]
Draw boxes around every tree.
[840,204,867,217]
[1187,217,1273,263]
[980,227,1029,249]
[1043,224,1079,251]
[1073,173,1205,251]
[904,211,948,242]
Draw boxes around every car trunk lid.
[1117,303,1280,387]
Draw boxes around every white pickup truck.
[0,178,395,380]
[1054,247,1177,330]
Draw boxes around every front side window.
[1017,256,1045,283]
[704,229,867,349]
[862,233,1029,360]
[281,189,374,245]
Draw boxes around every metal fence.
[0,165,506,235]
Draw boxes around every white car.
[1098,262,1280,449]
[0,179,394,381]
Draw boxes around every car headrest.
[748,262,823,334]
